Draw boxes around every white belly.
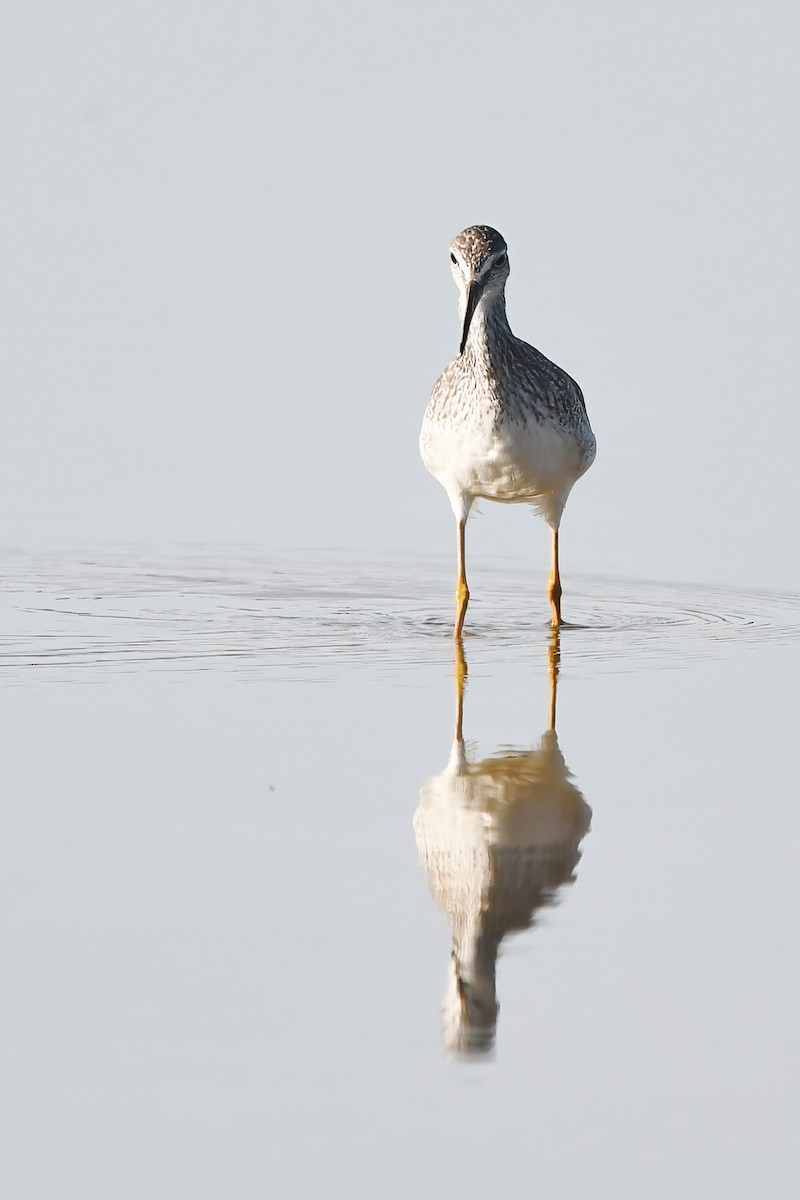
[421,414,591,527]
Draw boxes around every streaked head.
[449,225,510,354]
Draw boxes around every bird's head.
[449,225,510,354]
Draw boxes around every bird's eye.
[450,253,458,265]
[495,253,507,267]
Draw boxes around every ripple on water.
[0,548,799,684]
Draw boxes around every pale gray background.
[2,0,798,587]
[2,5,800,1199]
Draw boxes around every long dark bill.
[459,277,486,355]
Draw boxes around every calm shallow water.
[3,546,800,681]
[2,548,800,1197]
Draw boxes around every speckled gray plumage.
[426,226,594,452]
[427,305,593,443]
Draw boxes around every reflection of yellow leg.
[455,519,470,639]
[454,637,467,743]
[549,527,563,627]
[547,625,561,732]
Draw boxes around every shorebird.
[420,225,596,634]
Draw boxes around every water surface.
[2,549,799,1198]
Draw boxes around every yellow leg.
[455,519,470,639]
[547,625,561,732]
[549,527,563,627]
[454,637,467,743]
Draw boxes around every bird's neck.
[463,295,513,365]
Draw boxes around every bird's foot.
[548,577,563,627]
[454,583,470,639]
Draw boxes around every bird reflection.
[414,631,591,1056]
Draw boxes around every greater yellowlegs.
[420,225,596,634]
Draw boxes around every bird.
[419,225,596,635]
